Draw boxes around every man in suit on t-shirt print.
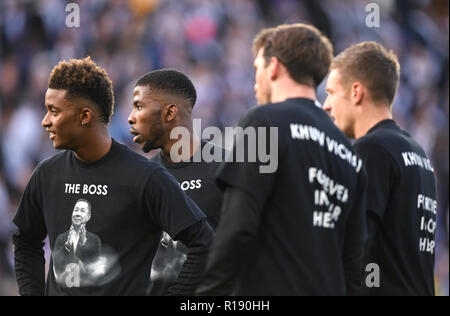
[53,199,102,285]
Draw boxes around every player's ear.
[351,82,364,106]
[164,104,178,123]
[80,107,95,126]
[268,56,280,81]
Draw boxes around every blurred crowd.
[0,0,448,296]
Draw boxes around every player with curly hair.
[12,57,214,296]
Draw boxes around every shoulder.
[238,105,274,127]
[86,231,101,242]
[202,141,228,157]
[353,132,400,174]
[31,151,69,179]
[55,231,69,243]
[354,131,385,149]
[113,140,148,162]
[145,166,174,184]
[354,124,410,157]
[149,151,162,164]
[113,141,163,172]
[354,132,394,157]
[38,151,69,169]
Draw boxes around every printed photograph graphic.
[149,232,187,295]
[52,199,120,288]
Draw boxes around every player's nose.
[323,99,332,113]
[42,112,51,128]
[128,111,135,125]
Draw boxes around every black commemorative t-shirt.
[354,119,437,296]
[213,98,367,295]
[151,140,225,229]
[13,139,205,296]
[148,141,225,295]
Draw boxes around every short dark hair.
[331,41,400,107]
[253,23,333,88]
[135,69,197,108]
[48,57,114,124]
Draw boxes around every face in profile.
[128,86,165,153]
[324,69,355,138]
[42,89,84,150]
[254,48,272,105]
[72,200,91,226]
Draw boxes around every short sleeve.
[215,108,278,204]
[13,164,47,242]
[142,168,206,239]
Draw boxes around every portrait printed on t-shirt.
[52,198,120,288]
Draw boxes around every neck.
[354,103,392,139]
[74,125,112,163]
[161,122,201,163]
[270,78,317,104]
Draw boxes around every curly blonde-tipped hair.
[48,57,115,124]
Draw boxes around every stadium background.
[0,0,448,296]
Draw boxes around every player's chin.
[53,139,72,150]
[256,94,267,106]
[52,140,63,149]
[331,118,340,128]
[342,125,354,138]
[142,140,154,153]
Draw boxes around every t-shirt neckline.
[71,138,119,169]
[367,119,397,134]
[159,140,208,169]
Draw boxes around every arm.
[353,141,397,259]
[12,231,46,296]
[12,165,47,296]
[365,213,381,258]
[144,168,214,296]
[196,186,263,296]
[342,169,368,296]
[166,219,214,296]
[196,109,277,295]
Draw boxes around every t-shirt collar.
[71,138,119,169]
[366,119,397,134]
[158,140,207,169]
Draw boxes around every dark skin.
[42,88,112,163]
[128,86,200,163]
